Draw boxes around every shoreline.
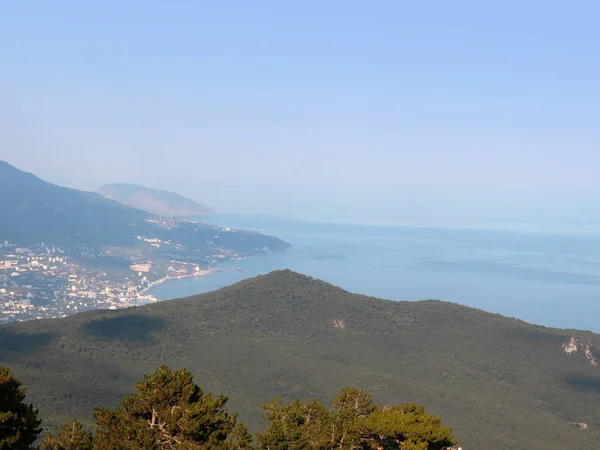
[141,264,247,296]
[138,251,275,303]
[141,267,221,295]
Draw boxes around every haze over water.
[150,213,600,333]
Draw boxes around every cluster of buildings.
[0,224,256,324]
[0,241,160,324]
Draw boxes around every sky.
[1,1,599,224]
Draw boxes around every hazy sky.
[1,1,599,220]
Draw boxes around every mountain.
[0,161,285,252]
[1,270,599,449]
[98,183,215,217]
[0,161,146,246]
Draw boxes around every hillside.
[98,183,214,217]
[1,270,599,449]
[0,161,146,246]
[0,161,286,251]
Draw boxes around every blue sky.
[1,1,599,223]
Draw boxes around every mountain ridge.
[98,183,214,217]
[1,270,599,449]
[0,160,285,250]
[0,160,146,245]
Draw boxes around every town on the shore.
[0,237,241,324]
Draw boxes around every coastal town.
[0,236,239,324]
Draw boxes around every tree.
[41,418,92,450]
[332,387,377,418]
[361,403,456,450]
[230,423,254,450]
[92,365,246,450]
[330,387,377,448]
[256,398,332,450]
[257,388,458,450]
[0,365,42,449]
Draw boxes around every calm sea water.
[149,214,600,332]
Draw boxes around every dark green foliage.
[93,365,240,449]
[40,419,92,450]
[361,403,455,450]
[332,387,377,416]
[6,362,453,450]
[329,388,377,448]
[0,366,42,449]
[256,388,456,450]
[257,398,331,449]
[231,423,254,450]
[2,271,600,449]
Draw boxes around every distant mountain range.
[98,183,214,218]
[0,161,286,254]
[2,270,599,449]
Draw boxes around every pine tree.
[40,418,92,450]
[361,403,456,450]
[332,387,377,418]
[231,423,254,450]
[256,398,331,450]
[330,387,377,448]
[256,398,308,450]
[0,365,42,450]
[256,388,458,450]
[92,365,245,450]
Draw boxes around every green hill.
[1,270,599,449]
[97,183,215,217]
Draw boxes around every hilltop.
[98,183,214,217]
[1,270,599,449]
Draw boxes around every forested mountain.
[1,270,599,449]
[98,183,215,217]
[0,161,145,246]
[0,161,285,252]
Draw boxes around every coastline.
[111,216,600,333]
[140,251,278,303]
[141,266,223,296]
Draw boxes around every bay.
[149,214,600,332]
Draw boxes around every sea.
[149,214,600,333]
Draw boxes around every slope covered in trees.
[0,161,285,252]
[1,270,599,449]
[2,364,456,449]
